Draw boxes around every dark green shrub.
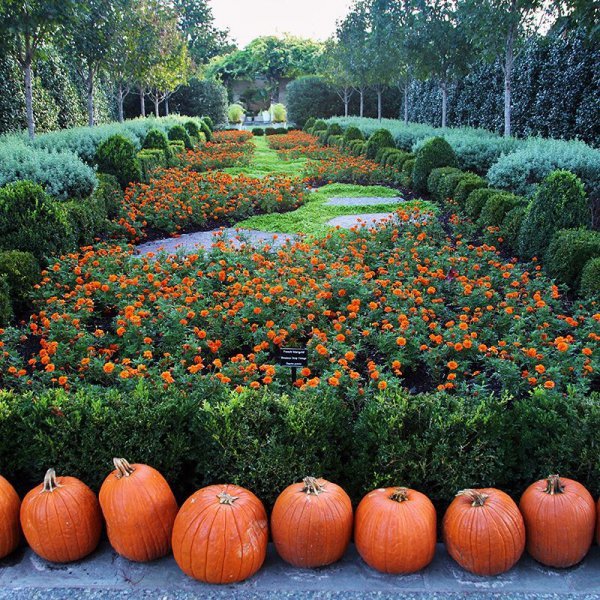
[200,119,212,142]
[412,137,458,193]
[169,140,186,154]
[384,149,412,169]
[375,147,396,165]
[252,127,265,136]
[286,76,340,128]
[454,173,488,207]
[0,181,74,261]
[312,120,327,132]
[342,126,364,145]
[328,135,343,147]
[427,167,463,202]
[327,123,343,137]
[0,276,11,326]
[184,120,200,138]
[545,228,600,290]
[365,129,395,160]
[142,128,172,161]
[500,204,528,254]
[266,127,288,136]
[519,170,590,260]
[137,149,165,183]
[402,158,416,187]
[202,116,214,130]
[169,78,228,125]
[64,194,109,246]
[465,188,503,219]
[96,173,122,219]
[303,117,316,132]
[0,250,40,314]
[579,258,600,297]
[168,125,193,150]
[478,192,522,228]
[349,140,366,156]
[95,135,142,188]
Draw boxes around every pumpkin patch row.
[1,465,599,584]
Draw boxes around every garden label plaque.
[279,347,308,385]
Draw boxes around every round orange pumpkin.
[520,474,595,568]
[271,476,353,568]
[0,475,21,559]
[172,484,268,584]
[99,458,178,562]
[20,468,102,563]
[443,488,525,576]
[355,486,436,573]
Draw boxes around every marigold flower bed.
[117,168,305,240]
[267,131,316,150]
[304,152,391,186]
[1,206,597,400]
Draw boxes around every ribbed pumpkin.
[0,475,21,559]
[519,475,595,568]
[271,476,353,568]
[443,488,525,576]
[99,458,178,562]
[20,469,102,563]
[355,487,436,574]
[172,484,268,584]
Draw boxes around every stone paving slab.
[326,213,396,229]
[135,228,297,256]
[0,543,598,599]
[325,196,404,206]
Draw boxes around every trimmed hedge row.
[0,382,598,511]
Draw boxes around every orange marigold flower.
[447,361,458,370]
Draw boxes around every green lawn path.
[228,136,431,236]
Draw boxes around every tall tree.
[0,0,76,139]
[411,0,472,128]
[336,1,371,117]
[320,40,354,117]
[458,0,554,136]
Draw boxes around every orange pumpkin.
[355,487,436,574]
[99,458,178,562]
[443,488,525,576]
[520,475,595,568]
[20,468,102,563]
[172,484,268,584]
[271,476,353,568]
[0,475,21,559]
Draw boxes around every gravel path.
[136,228,297,256]
[326,213,397,229]
[325,196,404,206]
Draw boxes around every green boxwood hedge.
[412,137,458,193]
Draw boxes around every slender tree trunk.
[23,59,35,140]
[404,81,409,125]
[140,86,146,117]
[441,82,448,128]
[376,86,382,121]
[344,96,349,117]
[165,95,169,116]
[117,82,124,123]
[154,94,160,117]
[359,88,364,117]
[87,66,95,127]
[504,19,516,137]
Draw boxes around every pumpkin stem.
[41,468,61,493]
[113,458,136,479]
[302,476,325,495]
[389,487,410,502]
[217,492,239,505]
[544,474,565,495]
[457,489,489,507]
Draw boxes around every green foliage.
[202,116,214,130]
[478,192,522,228]
[95,173,122,219]
[169,140,186,154]
[0,181,74,262]
[270,103,287,123]
[427,167,463,202]
[252,127,265,136]
[265,127,288,136]
[412,137,457,193]
[500,204,528,255]
[579,258,600,298]
[63,192,109,246]
[518,170,590,260]
[184,120,200,138]
[0,276,12,327]
[365,128,395,160]
[168,125,193,150]
[349,140,367,156]
[0,250,40,314]
[137,149,166,182]
[0,137,96,200]
[142,128,173,161]
[170,78,228,125]
[402,158,416,187]
[199,119,212,141]
[327,123,343,137]
[465,188,501,219]
[383,149,412,169]
[227,103,245,124]
[312,119,328,132]
[303,117,316,131]
[342,126,364,145]
[545,229,600,291]
[454,173,488,207]
[96,134,142,188]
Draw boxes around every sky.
[211,0,352,48]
